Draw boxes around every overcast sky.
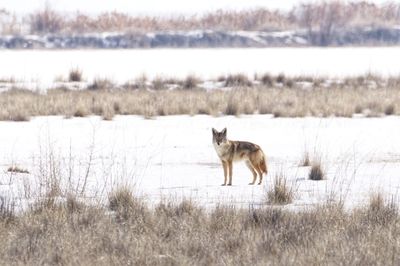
[0,0,394,16]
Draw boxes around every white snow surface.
[1,47,400,89]
[1,115,400,211]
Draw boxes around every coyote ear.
[221,128,227,135]
[212,128,217,135]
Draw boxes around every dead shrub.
[87,78,113,90]
[7,166,29,174]
[152,77,167,90]
[183,75,200,90]
[68,68,83,82]
[309,162,325,180]
[361,192,398,226]
[261,73,274,86]
[225,74,252,87]
[276,73,286,84]
[267,174,295,205]
[299,151,311,167]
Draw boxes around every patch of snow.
[1,48,400,89]
[1,115,400,211]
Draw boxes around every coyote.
[212,128,268,186]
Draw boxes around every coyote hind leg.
[246,161,257,185]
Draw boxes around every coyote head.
[212,128,227,146]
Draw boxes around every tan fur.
[212,128,268,186]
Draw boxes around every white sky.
[0,0,394,16]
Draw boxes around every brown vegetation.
[1,73,400,121]
[0,191,398,265]
[309,162,325,181]
[266,174,295,204]
[2,2,400,40]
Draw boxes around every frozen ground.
[1,115,400,210]
[1,48,400,90]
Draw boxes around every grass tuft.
[7,166,29,174]
[309,162,325,180]
[68,68,83,82]
[299,151,311,167]
[225,74,252,87]
[260,73,274,86]
[183,75,200,90]
[267,174,295,205]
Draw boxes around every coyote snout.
[212,128,268,186]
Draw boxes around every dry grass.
[68,68,83,82]
[299,151,311,167]
[1,76,400,120]
[224,74,252,87]
[183,74,200,90]
[0,193,399,265]
[309,162,325,181]
[2,2,396,36]
[266,174,295,204]
[7,166,29,174]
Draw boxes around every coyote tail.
[259,151,268,175]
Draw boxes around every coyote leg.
[246,161,257,185]
[227,161,233,185]
[221,161,228,186]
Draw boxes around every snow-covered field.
[1,48,400,89]
[1,115,400,210]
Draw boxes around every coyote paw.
[221,184,226,186]
[227,183,232,186]
[257,182,262,185]
[248,182,255,185]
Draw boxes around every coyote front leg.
[227,160,233,186]
[221,160,228,186]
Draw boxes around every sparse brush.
[183,75,200,90]
[109,187,134,211]
[299,151,311,167]
[152,77,167,90]
[225,74,252,87]
[7,166,29,174]
[369,192,385,212]
[261,73,274,86]
[363,192,398,226]
[285,79,294,88]
[309,162,325,180]
[267,174,294,205]
[87,78,113,90]
[68,68,83,82]
[276,73,286,84]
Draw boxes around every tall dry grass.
[2,2,399,35]
[0,191,398,265]
[1,81,400,121]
